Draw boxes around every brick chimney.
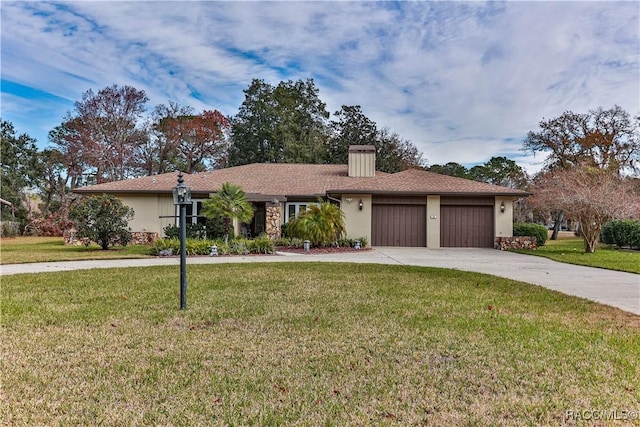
[348,145,376,177]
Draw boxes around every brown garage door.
[372,204,426,246]
[440,205,494,247]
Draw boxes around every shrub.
[513,223,548,246]
[336,237,369,248]
[149,238,179,256]
[273,237,304,248]
[149,237,274,256]
[287,201,345,246]
[69,194,134,250]
[247,234,274,254]
[164,223,208,240]
[601,220,640,249]
[280,222,290,238]
[23,214,74,237]
[1,221,19,237]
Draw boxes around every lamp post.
[172,172,191,309]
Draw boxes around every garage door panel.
[440,205,494,247]
[372,204,426,247]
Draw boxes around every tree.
[0,120,42,226]
[37,148,69,216]
[287,201,345,246]
[327,105,378,164]
[523,105,640,240]
[523,105,639,173]
[469,156,529,189]
[69,194,134,250]
[201,182,254,242]
[153,106,230,173]
[375,127,425,173]
[327,106,425,173]
[48,117,91,189]
[52,85,149,184]
[229,78,330,165]
[527,165,639,253]
[426,162,472,179]
[137,102,187,176]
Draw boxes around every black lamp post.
[172,172,191,309]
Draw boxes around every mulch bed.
[275,246,372,254]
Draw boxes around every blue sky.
[1,1,638,174]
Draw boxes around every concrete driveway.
[1,247,638,315]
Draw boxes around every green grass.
[0,236,152,264]
[512,237,640,274]
[2,263,638,426]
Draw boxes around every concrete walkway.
[1,248,638,315]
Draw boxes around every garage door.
[440,205,494,247]
[372,204,426,247]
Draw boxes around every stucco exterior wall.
[118,194,175,235]
[426,195,441,248]
[495,196,514,238]
[342,194,372,243]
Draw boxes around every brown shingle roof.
[75,164,384,199]
[329,168,529,196]
[74,164,529,199]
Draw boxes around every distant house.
[74,146,529,248]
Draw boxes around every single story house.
[74,146,529,248]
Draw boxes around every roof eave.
[328,189,530,197]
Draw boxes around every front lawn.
[512,237,640,274]
[0,236,152,265]
[2,263,638,426]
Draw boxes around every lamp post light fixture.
[358,199,363,211]
[172,172,192,310]
[500,201,506,213]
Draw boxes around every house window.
[175,199,207,226]
[285,202,317,222]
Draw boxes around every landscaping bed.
[275,246,373,254]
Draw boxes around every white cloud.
[1,1,638,174]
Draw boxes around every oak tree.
[523,105,639,173]
[528,165,639,253]
[524,105,639,239]
[51,85,149,184]
[153,104,230,173]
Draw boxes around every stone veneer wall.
[495,236,537,250]
[265,205,282,239]
[64,230,159,246]
[130,232,159,245]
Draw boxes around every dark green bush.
[164,220,230,240]
[69,194,134,250]
[601,220,640,249]
[513,223,548,246]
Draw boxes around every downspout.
[326,194,342,206]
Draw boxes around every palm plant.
[287,201,345,246]
[201,182,254,243]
